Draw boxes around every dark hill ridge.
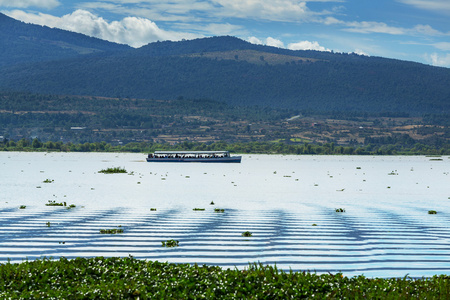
[0,12,130,67]
[0,13,449,115]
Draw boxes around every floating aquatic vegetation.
[19,205,26,209]
[335,208,345,212]
[2,257,449,298]
[150,208,157,211]
[98,167,127,174]
[388,171,398,175]
[43,179,54,183]
[46,222,51,227]
[45,200,64,206]
[100,228,124,234]
[428,210,437,214]
[241,231,252,237]
[312,224,317,226]
[162,239,179,247]
[214,208,225,213]
[193,208,205,211]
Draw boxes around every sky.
[1,0,449,67]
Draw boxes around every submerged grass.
[0,257,449,299]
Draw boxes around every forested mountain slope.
[0,13,130,67]
[0,13,449,115]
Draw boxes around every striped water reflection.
[0,152,449,277]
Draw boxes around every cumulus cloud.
[247,36,285,48]
[288,40,330,51]
[266,37,285,48]
[427,53,450,67]
[0,0,59,9]
[248,37,332,52]
[5,9,200,47]
[247,36,263,45]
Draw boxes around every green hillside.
[0,14,449,116]
[0,13,130,67]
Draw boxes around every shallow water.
[0,152,449,277]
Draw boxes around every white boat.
[146,151,241,163]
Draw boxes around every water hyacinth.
[98,167,127,174]
[0,257,449,298]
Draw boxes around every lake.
[0,152,449,277]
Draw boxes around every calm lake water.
[0,152,449,277]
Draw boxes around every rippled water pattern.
[0,152,449,277]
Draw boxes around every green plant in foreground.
[46,222,51,227]
[428,210,437,214]
[0,257,450,299]
[162,239,179,247]
[98,167,127,174]
[241,231,252,237]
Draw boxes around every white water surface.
[0,152,449,277]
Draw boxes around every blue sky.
[1,0,449,67]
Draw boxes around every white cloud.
[0,0,59,9]
[288,40,330,51]
[413,24,443,36]
[352,49,369,56]
[426,53,450,67]
[265,37,285,48]
[5,9,200,47]
[344,21,406,35]
[213,0,312,22]
[248,37,332,52]
[247,36,263,45]
[397,0,450,15]
[432,42,450,51]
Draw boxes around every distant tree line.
[1,139,449,156]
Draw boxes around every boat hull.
[146,156,241,163]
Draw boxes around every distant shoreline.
[1,139,449,156]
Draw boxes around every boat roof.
[153,151,229,154]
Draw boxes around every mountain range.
[1,12,449,116]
